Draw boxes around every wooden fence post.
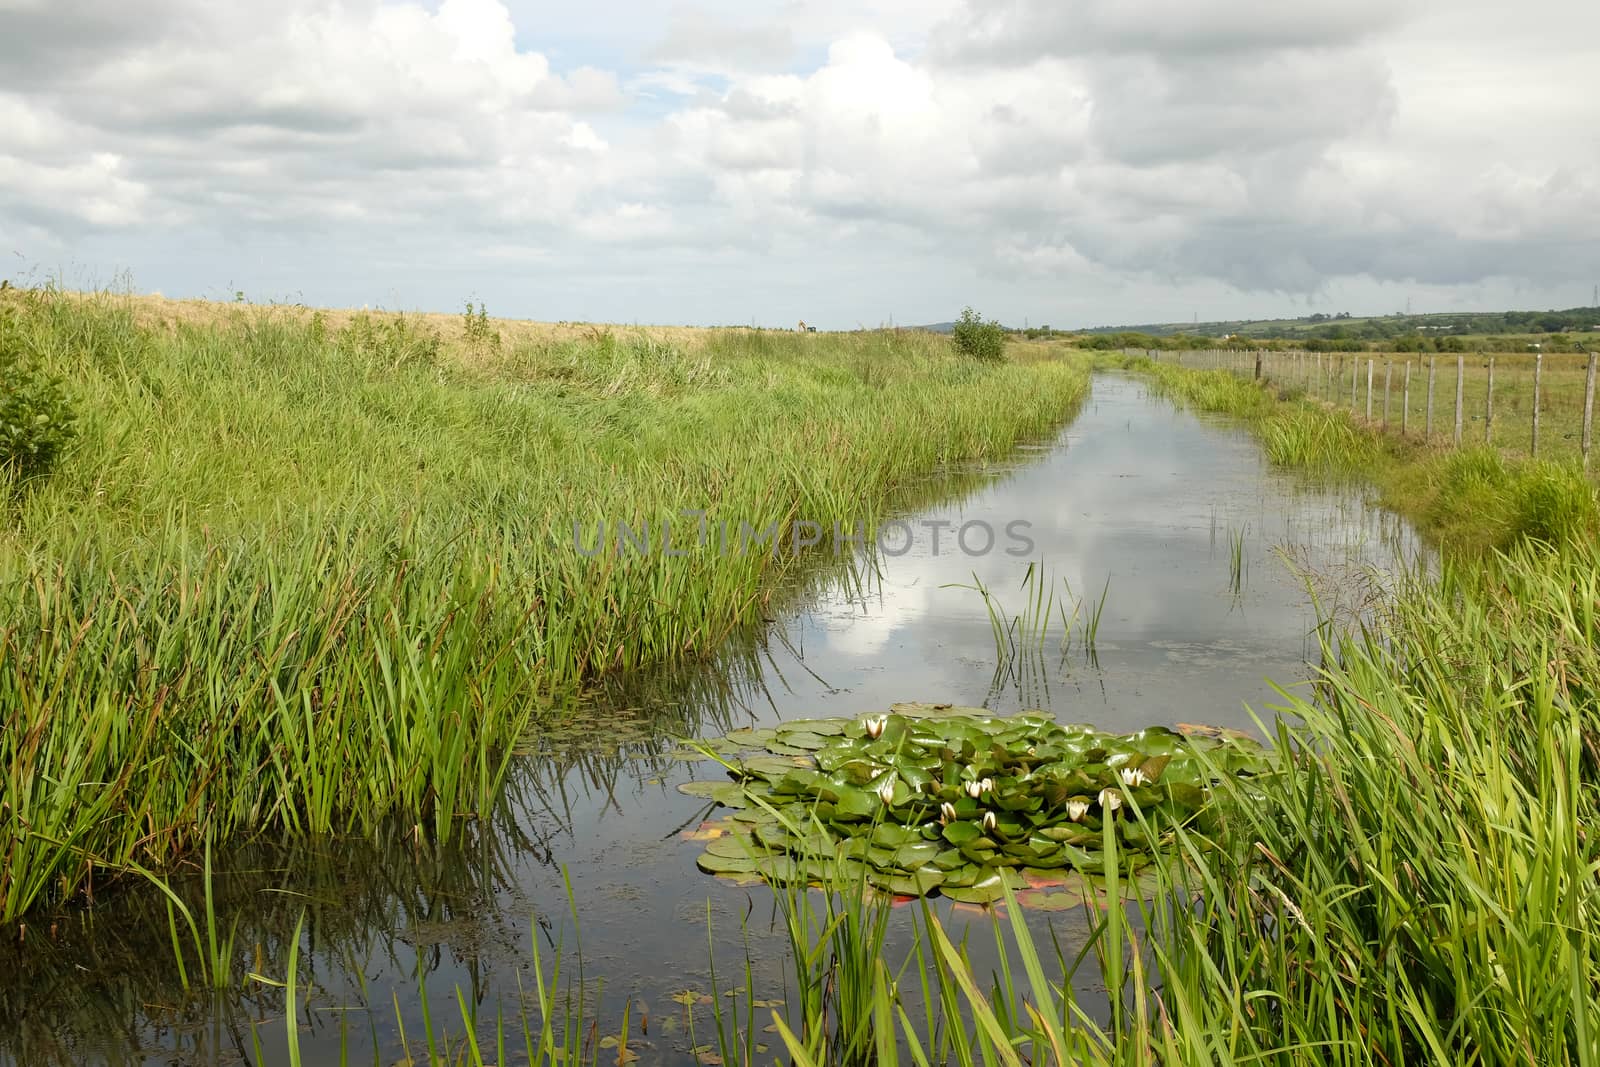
[1403,361,1411,434]
[1454,355,1464,445]
[1485,356,1495,444]
[1532,351,1543,457]
[1366,359,1374,421]
[1351,359,1358,412]
[1584,350,1597,470]
[1383,359,1392,427]
[1427,357,1436,436]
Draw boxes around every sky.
[1,0,1597,330]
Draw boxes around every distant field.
[1071,305,1600,353]
[1307,350,1594,464]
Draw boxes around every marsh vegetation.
[4,298,1596,1065]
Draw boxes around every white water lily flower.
[982,811,997,833]
[940,802,958,825]
[1065,799,1090,822]
[863,715,888,740]
[877,781,896,805]
[1098,788,1122,813]
[981,777,994,795]
[964,780,983,799]
[1119,766,1151,788]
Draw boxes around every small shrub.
[1508,462,1597,547]
[463,301,500,351]
[0,314,77,480]
[1423,448,1513,547]
[335,313,442,372]
[951,307,1006,363]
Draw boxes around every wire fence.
[1134,347,1600,471]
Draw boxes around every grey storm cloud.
[1081,50,1398,166]
[932,0,1412,63]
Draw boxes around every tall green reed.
[0,289,1090,922]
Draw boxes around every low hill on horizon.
[1066,306,1600,342]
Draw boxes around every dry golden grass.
[87,289,731,349]
[4,288,1023,379]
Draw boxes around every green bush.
[335,312,442,372]
[1509,462,1597,546]
[951,307,1006,363]
[0,312,77,480]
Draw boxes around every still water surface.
[0,374,1423,1065]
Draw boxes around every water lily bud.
[964,780,983,798]
[981,777,994,795]
[863,715,888,740]
[877,781,896,805]
[982,811,997,833]
[1098,788,1122,813]
[940,802,957,825]
[1119,766,1150,788]
[1065,799,1090,822]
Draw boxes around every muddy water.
[0,374,1423,1066]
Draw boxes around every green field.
[0,288,1090,921]
[1070,304,1600,353]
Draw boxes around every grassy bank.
[0,288,1090,922]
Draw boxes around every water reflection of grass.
[0,666,761,1066]
[947,562,1112,703]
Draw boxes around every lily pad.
[724,727,778,748]
[677,707,1268,906]
[703,835,772,861]
[775,730,831,751]
[678,781,754,807]
[740,755,812,779]
[695,851,760,875]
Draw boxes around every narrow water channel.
[0,374,1424,1066]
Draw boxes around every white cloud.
[646,6,795,72]
[0,151,151,228]
[0,0,624,239]
[0,0,1596,326]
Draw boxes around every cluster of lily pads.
[677,703,1267,905]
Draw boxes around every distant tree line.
[1064,306,1600,350]
[1071,331,1284,352]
